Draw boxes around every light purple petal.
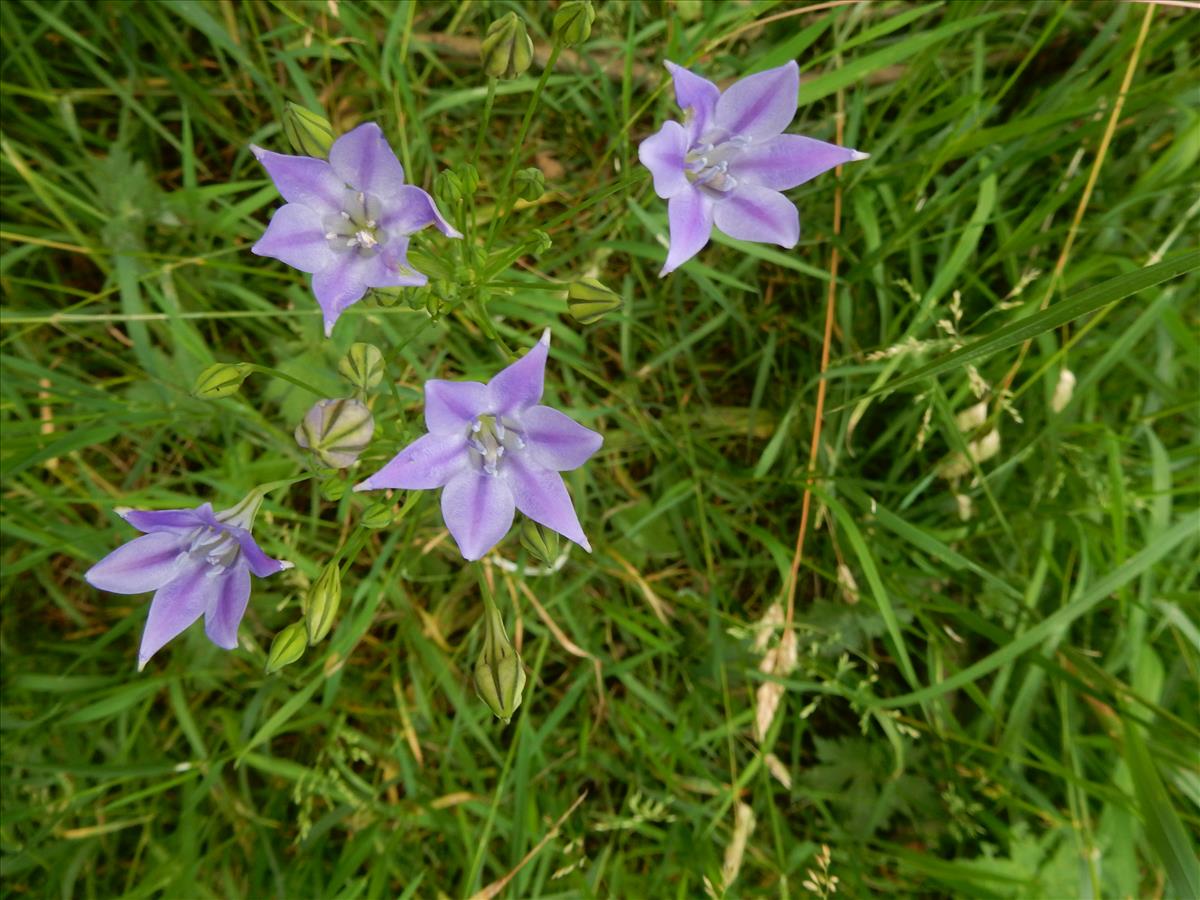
[713,185,799,248]
[661,186,714,276]
[311,255,374,336]
[665,61,720,139]
[251,146,343,212]
[487,331,550,416]
[425,380,489,433]
[639,120,691,200]
[441,471,515,561]
[714,61,799,141]
[118,507,205,535]
[521,406,603,472]
[378,186,461,238]
[203,565,251,650]
[252,203,337,274]
[355,432,469,491]
[329,123,407,198]
[503,457,590,551]
[730,134,864,191]
[86,532,186,594]
[137,560,214,669]
[229,529,288,578]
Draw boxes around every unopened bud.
[1051,368,1076,413]
[473,602,526,724]
[515,167,545,202]
[320,476,347,502]
[193,362,253,399]
[266,621,308,673]
[338,343,385,392]
[521,519,560,564]
[282,103,335,158]
[567,277,622,324]
[434,169,464,207]
[295,398,375,469]
[553,1,595,47]
[305,561,342,644]
[481,12,533,80]
[360,502,393,529]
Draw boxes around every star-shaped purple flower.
[251,122,461,336]
[638,60,868,275]
[355,331,603,561]
[85,498,290,669]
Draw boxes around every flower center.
[467,414,525,477]
[325,189,388,256]
[684,136,752,194]
[186,526,241,574]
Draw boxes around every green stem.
[471,77,498,167]
[249,364,327,397]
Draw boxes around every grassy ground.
[2,1,1198,897]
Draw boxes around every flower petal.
[521,405,603,471]
[425,380,490,433]
[730,134,865,191]
[355,432,469,491]
[251,146,343,212]
[713,185,799,247]
[714,61,799,141]
[441,471,515,561]
[204,564,251,650]
[638,120,691,199]
[329,123,407,197]
[229,528,289,578]
[86,533,186,594]
[252,203,337,274]
[661,186,714,276]
[503,457,590,551]
[665,61,720,139]
[311,255,374,336]
[118,507,206,534]
[487,330,550,416]
[137,560,214,669]
[378,185,461,238]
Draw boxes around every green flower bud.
[282,103,335,158]
[294,398,375,469]
[433,169,464,208]
[529,229,552,257]
[305,561,342,644]
[515,166,545,202]
[458,163,481,197]
[481,12,533,80]
[553,1,595,47]
[338,343,385,392]
[266,621,308,673]
[192,362,253,399]
[360,502,393,529]
[521,519,560,564]
[320,475,347,502]
[567,277,622,324]
[473,602,526,724]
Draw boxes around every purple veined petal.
[661,186,715,276]
[86,532,187,594]
[503,456,591,551]
[713,61,799,141]
[355,431,470,491]
[118,507,206,535]
[424,380,490,433]
[311,255,375,336]
[713,184,800,248]
[378,185,461,238]
[329,123,407,198]
[487,330,550,417]
[251,203,338,274]
[664,61,720,140]
[730,134,866,191]
[440,470,516,561]
[203,564,251,650]
[251,146,343,213]
[137,559,215,669]
[638,120,691,200]
[228,528,290,578]
[521,405,603,472]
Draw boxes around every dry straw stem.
[469,792,587,900]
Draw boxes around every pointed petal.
[118,507,205,534]
[521,405,603,471]
[714,61,799,141]
[311,256,373,336]
[204,565,251,650]
[425,380,489,433]
[355,432,469,491]
[251,203,337,274]
[329,123,406,197]
[229,529,289,578]
[713,185,799,247]
[251,146,343,211]
[378,185,461,238]
[730,134,864,191]
[137,561,214,668]
[638,120,691,199]
[661,186,714,276]
[665,61,720,138]
[86,533,186,594]
[487,330,550,416]
[441,471,515,561]
[503,457,590,551]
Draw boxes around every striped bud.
[266,621,308,673]
[481,12,533,80]
[192,362,253,399]
[338,343,385,392]
[473,602,526,724]
[553,1,595,47]
[521,519,560,564]
[294,398,375,469]
[567,277,622,325]
[304,561,342,644]
[360,502,393,529]
[515,167,545,202]
[282,103,335,158]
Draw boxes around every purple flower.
[85,496,291,670]
[251,122,461,336]
[355,330,602,561]
[638,60,868,275]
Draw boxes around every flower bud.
[529,229,552,257]
[433,169,464,207]
[294,397,375,469]
[305,561,342,644]
[515,167,545,202]
[521,519,560,564]
[192,362,252,399]
[320,475,347,502]
[553,1,595,47]
[282,102,335,158]
[266,621,308,673]
[473,603,526,724]
[338,343,385,393]
[360,502,393,529]
[567,277,622,325]
[481,12,533,80]
[458,163,481,197]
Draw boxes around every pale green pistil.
[325,189,387,256]
[684,136,751,193]
[468,415,525,477]
[186,526,240,573]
